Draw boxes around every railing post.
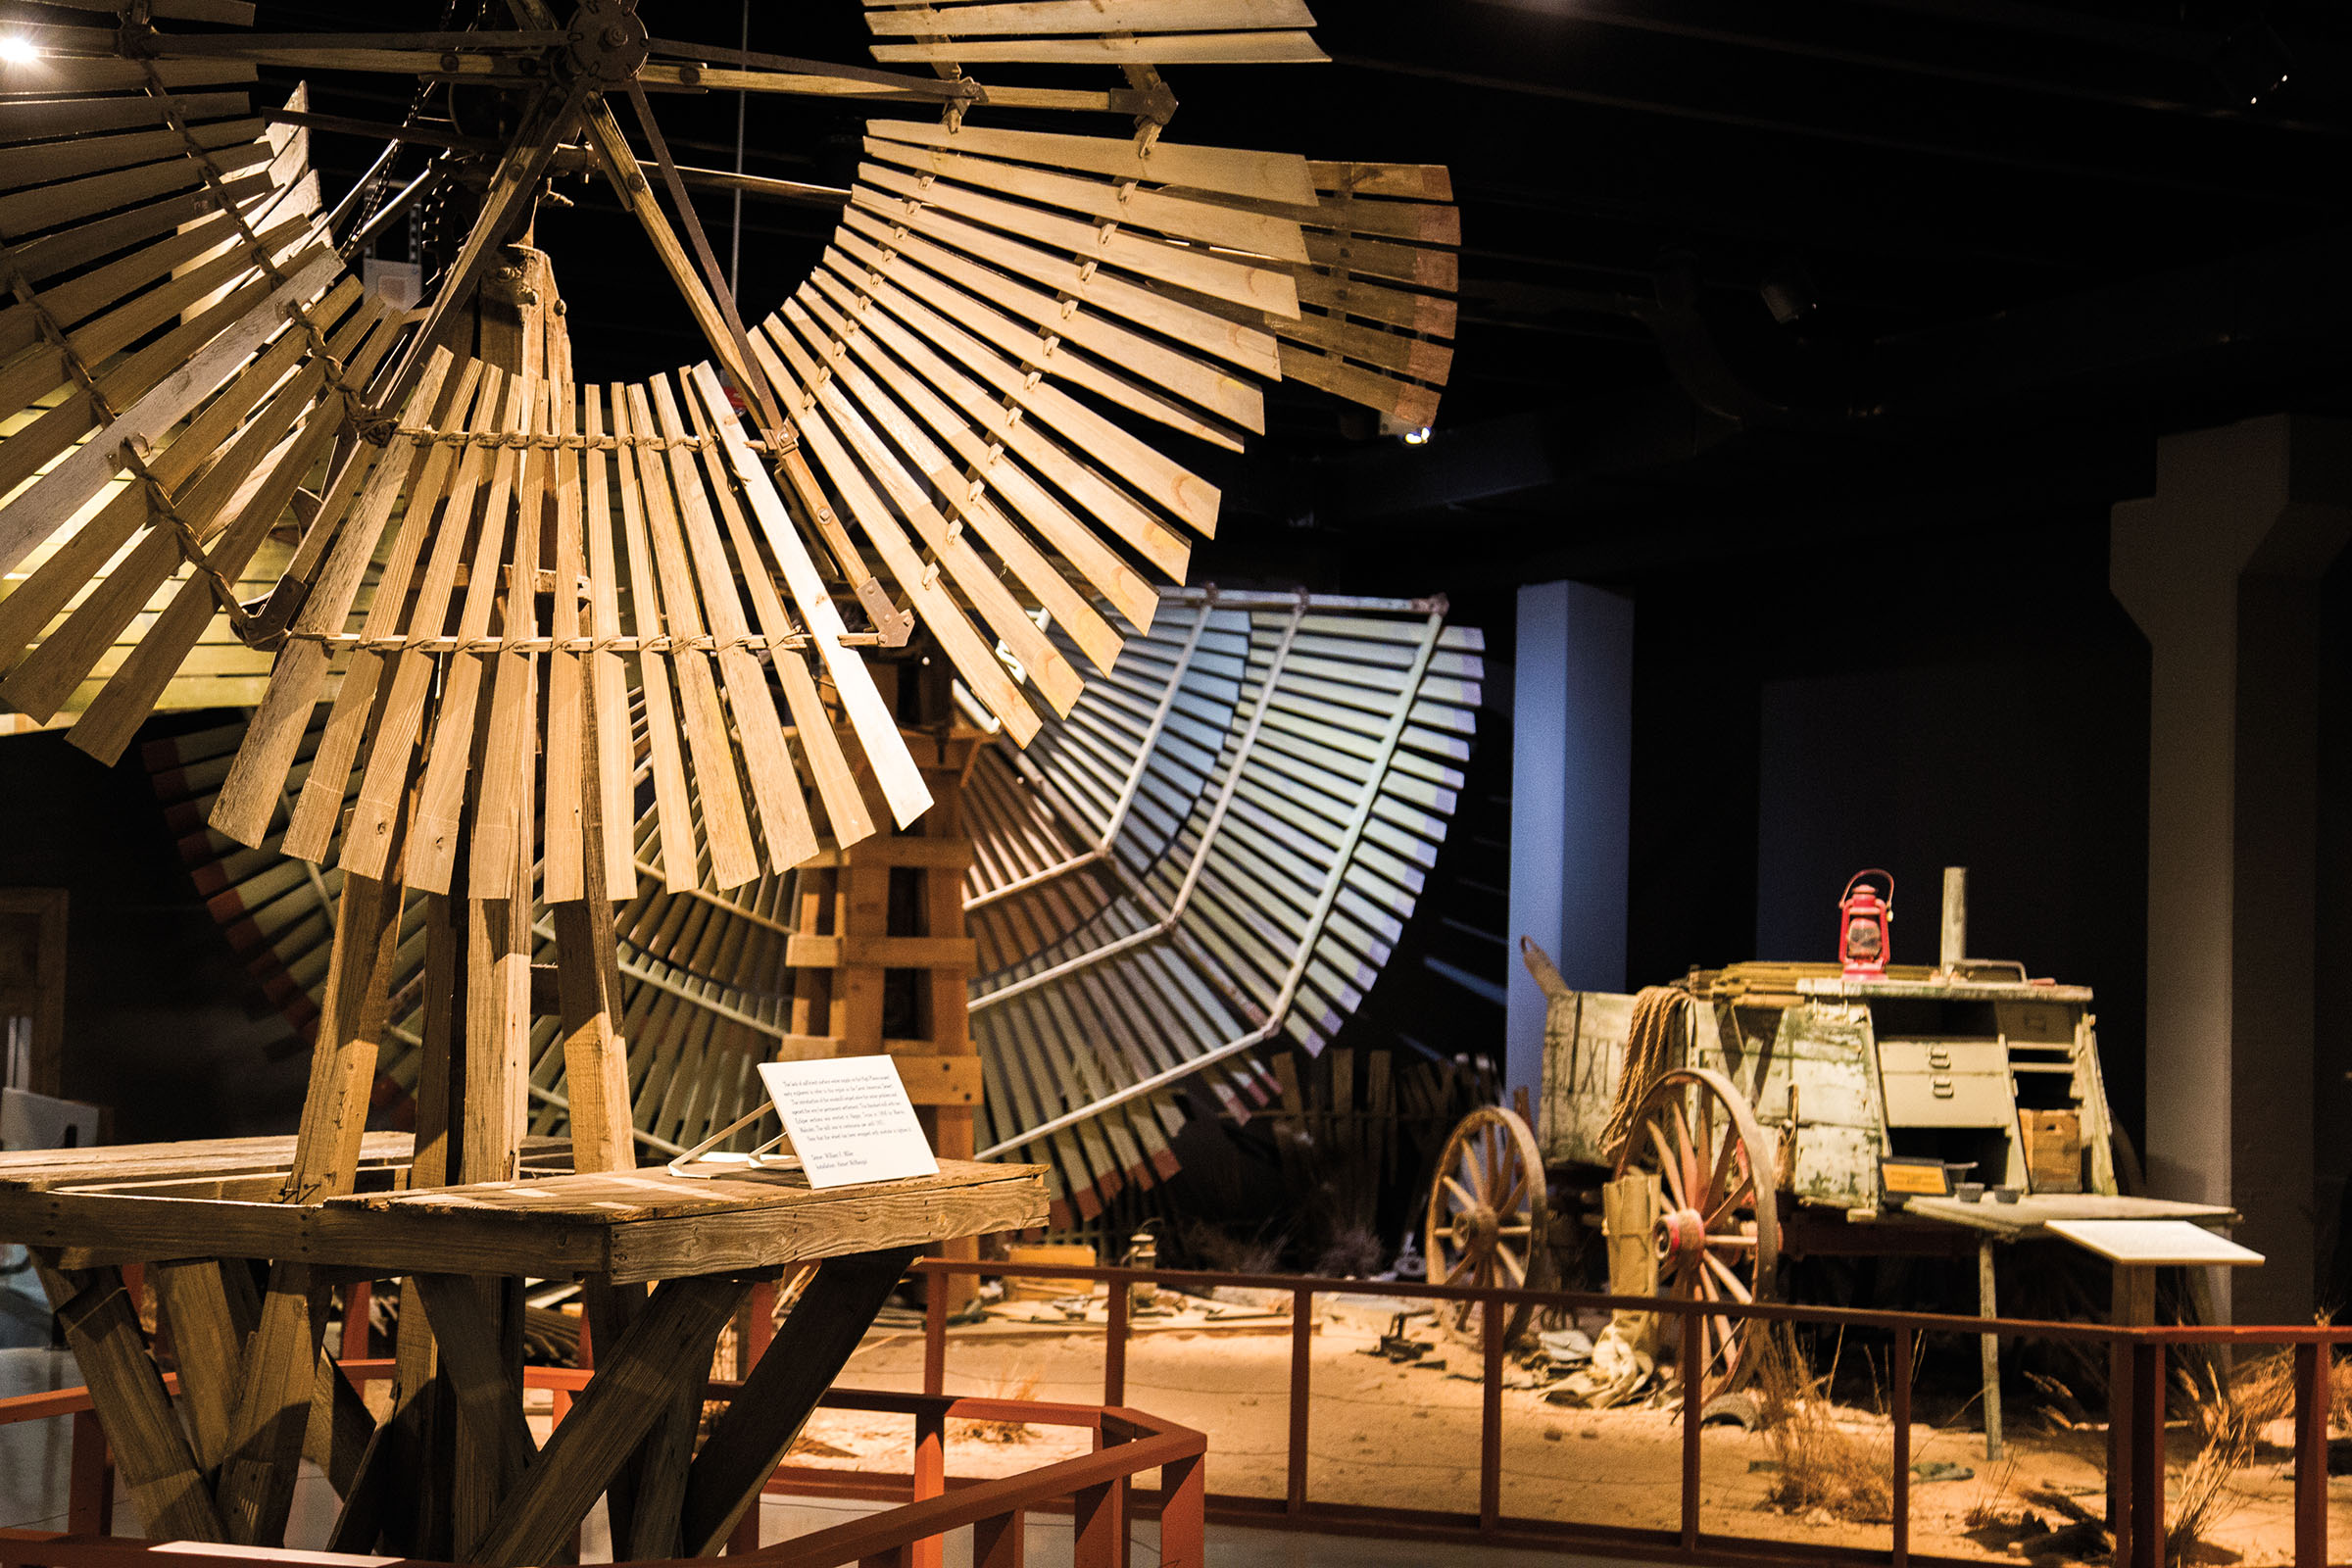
[1073,1480,1118,1568]
[912,1405,947,1568]
[1287,1286,1312,1516]
[923,1272,949,1399]
[1479,1294,1503,1530]
[67,1409,111,1535]
[2296,1341,2329,1568]
[1681,1303,1701,1551]
[1104,1277,1128,1408]
[1159,1450,1205,1568]
[972,1510,1025,1568]
[2129,1339,2165,1568]
[1891,1328,1911,1568]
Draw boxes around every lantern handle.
[1843,868,1893,904]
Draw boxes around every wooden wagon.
[1427,923,2142,1399]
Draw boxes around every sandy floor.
[788,1298,2351,1566]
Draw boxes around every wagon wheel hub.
[1656,1205,1712,1261]
[1451,1206,1499,1251]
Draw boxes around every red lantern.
[1839,870,1892,977]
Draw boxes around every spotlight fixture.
[1402,426,1433,445]
[0,35,41,65]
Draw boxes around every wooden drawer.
[1879,1039,2007,1077]
[1881,1071,2013,1127]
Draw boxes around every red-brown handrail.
[6,1261,2347,1568]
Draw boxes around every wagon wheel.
[1426,1107,1549,1349]
[1611,1067,1779,1401]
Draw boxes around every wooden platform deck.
[0,1134,1048,1283]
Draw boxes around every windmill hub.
[563,0,648,84]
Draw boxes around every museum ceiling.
[238,0,2352,579]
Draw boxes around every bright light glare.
[1401,426,1433,446]
[0,36,41,65]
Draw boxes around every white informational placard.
[2046,1219,2265,1267]
[757,1056,939,1190]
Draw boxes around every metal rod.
[1286,1286,1312,1516]
[1680,1304,1701,1549]
[1978,1237,2002,1460]
[964,602,1212,914]
[1479,1296,1503,1529]
[968,600,1306,1017]
[1891,1328,1912,1568]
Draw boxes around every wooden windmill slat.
[644,375,814,872]
[0,137,273,236]
[544,381,590,906]
[803,270,1195,582]
[0,202,253,362]
[404,370,536,896]
[766,295,1121,676]
[0,247,337,578]
[0,88,250,146]
[829,220,1250,450]
[0,114,266,189]
[0,210,314,429]
[608,383,705,889]
[842,185,1280,376]
[814,248,1225,542]
[0,57,259,95]
[861,118,1318,206]
[687,361,930,830]
[673,385,872,851]
[320,363,498,870]
[860,131,1308,262]
[580,385,640,901]
[466,386,551,900]
[621,380,760,890]
[775,296,1158,640]
[64,297,403,764]
[838,203,1262,435]
[865,1,1315,34]
[1,165,270,288]
[857,159,1296,318]
[0,275,369,720]
[748,319,1067,730]
[871,30,1324,65]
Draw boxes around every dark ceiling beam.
[1468,0,2350,132]
[1320,9,2341,207]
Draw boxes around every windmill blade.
[861,1,1328,66]
[961,588,1483,1220]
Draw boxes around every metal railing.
[0,1359,1202,1568]
[2,1260,2345,1568]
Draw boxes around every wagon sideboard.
[1533,962,2119,1210]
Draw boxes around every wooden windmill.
[0,0,1459,1556]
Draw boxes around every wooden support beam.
[467,1273,749,1567]
[214,1264,329,1544]
[679,1249,918,1554]
[411,1274,536,1557]
[38,1261,226,1542]
[150,1258,259,1477]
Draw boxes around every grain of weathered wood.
[610,386,704,888]
[214,1263,328,1544]
[410,1273,535,1556]
[38,1261,227,1541]
[680,1247,918,1553]
[465,1274,747,1567]
[150,1258,260,1476]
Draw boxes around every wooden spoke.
[1442,1175,1478,1214]
[1612,1067,1779,1403]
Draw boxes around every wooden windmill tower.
[0,0,1458,1555]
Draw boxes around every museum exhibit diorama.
[0,2,2346,1566]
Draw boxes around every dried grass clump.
[1749,1322,1893,1525]
[2167,1351,2298,1565]
[954,1366,1044,1446]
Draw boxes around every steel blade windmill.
[0,1,1461,1555]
